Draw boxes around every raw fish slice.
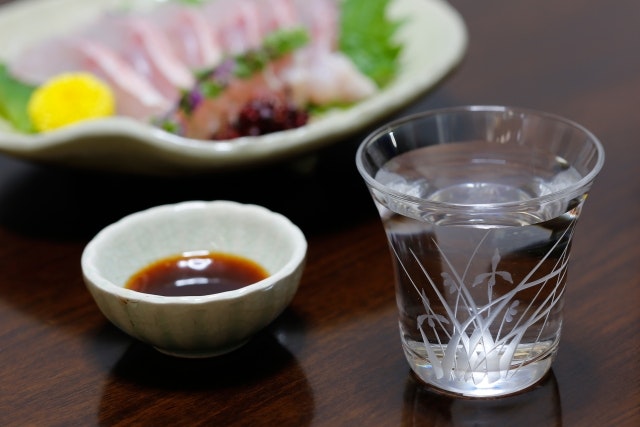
[282,48,377,105]
[202,0,262,54]
[8,37,171,119]
[292,0,339,50]
[253,0,298,37]
[202,0,330,54]
[148,4,223,69]
[74,40,172,119]
[278,0,375,105]
[82,13,194,99]
[8,37,79,85]
[124,17,195,93]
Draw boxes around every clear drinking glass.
[356,106,604,398]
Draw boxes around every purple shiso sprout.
[211,58,236,84]
[186,88,204,112]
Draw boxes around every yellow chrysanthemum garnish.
[27,72,115,132]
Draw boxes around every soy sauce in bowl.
[126,251,269,297]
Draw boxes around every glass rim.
[355,105,605,211]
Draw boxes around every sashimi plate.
[0,0,467,175]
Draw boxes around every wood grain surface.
[0,0,638,426]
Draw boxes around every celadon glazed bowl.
[81,200,307,357]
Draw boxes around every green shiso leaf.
[263,27,310,57]
[339,0,403,88]
[0,63,35,133]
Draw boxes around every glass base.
[404,343,556,398]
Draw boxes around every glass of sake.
[356,106,604,398]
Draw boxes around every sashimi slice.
[202,0,263,54]
[74,40,172,119]
[8,38,79,85]
[282,48,377,106]
[148,4,223,69]
[253,0,298,37]
[292,0,339,50]
[81,13,194,99]
[8,37,171,120]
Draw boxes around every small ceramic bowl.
[81,200,307,358]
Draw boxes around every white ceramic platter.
[0,0,467,174]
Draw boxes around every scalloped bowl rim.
[81,200,308,305]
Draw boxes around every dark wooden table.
[0,0,638,426]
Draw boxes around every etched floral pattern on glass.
[388,208,579,386]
